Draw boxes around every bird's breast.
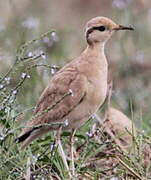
[86,69,108,112]
[64,66,108,130]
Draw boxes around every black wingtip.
[14,126,40,143]
[14,129,34,143]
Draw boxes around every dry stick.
[20,53,44,62]
[117,157,144,180]
[25,157,31,180]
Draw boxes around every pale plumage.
[15,17,133,149]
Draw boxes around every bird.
[104,107,136,149]
[15,16,134,176]
[89,107,136,177]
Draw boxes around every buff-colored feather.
[15,17,133,149]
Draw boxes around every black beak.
[113,25,134,31]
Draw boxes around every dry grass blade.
[117,156,144,180]
[25,157,31,180]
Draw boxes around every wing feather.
[17,69,88,142]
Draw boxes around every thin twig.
[117,156,144,180]
[0,62,17,83]
[16,30,55,61]
[25,157,31,180]
[27,64,60,71]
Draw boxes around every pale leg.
[70,129,76,177]
[56,126,72,178]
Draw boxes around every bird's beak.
[113,24,134,31]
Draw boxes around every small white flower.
[12,90,17,95]
[86,132,93,137]
[28,52,33,57]
[41,53,46,60]
[50,65,58,75]
[52,64,57,68]
[51,31,59,42]
[4,77,10,81]
[0,136,4,140]
[110,177,119,180]
[21,72,27,79]
[38,50,46,59]
[50,144,55,151]
[50,68,55,75]
[69,89,74,96]
[27,75,31,79]
[5,106,10,113]
[64,119,69,127]
[91,114,95,120]
[32,155,38,164]
[0,84,4,89]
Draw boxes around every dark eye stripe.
[87,26,106,37]
[93,26,106,31]
[86,26,106,41]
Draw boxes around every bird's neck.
[83,42,106,61]
[91,42,105,53]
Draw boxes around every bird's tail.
[15,127,49,149]
[15,128,36,143]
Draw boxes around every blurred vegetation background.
[0,0,151,179]
[1,0,151,124]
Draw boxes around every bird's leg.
[70,129,76,177]
[104,81,113,121]
[107,81,113,110]
[56,126,72,178]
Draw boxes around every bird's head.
[85,16,134,45]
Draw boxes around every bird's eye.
[98,26,106,31]
[93,26,106,32]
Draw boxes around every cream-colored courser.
[15,17,133,149]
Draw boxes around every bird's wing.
[34,70,87,125]
[16,69,88,143]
